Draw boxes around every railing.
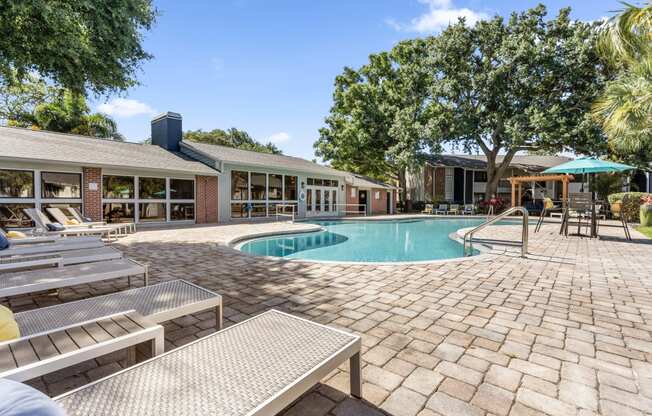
[274,204,296,222]
[333,204,367,216]
[463,206,529,258]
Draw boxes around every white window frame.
[101,174,195,224]
[0,168,83,226]
[229,170,299,219]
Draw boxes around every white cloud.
[388,0,488,33]
[97,98,156,118]
[268,132,291,143]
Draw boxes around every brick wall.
[370,188,392,215]
[82,167,102,221]
[195,175,218,223]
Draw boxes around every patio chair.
[67,207,136,233]
[23,208,120,241]
[449,204,460,215]
[421,204,433,214]
[0,247,122,272]
[54,310,361,416]
[14,280,223,338]
[434,204,449,215]
[0,258,148,299]
[0,311,163,383]
[462,204,476,215]
[0,236,104,257]
[46,207,131,236]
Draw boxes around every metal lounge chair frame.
[67,207,136,234]
[434,204,449,215]
[0,247,123,272]
[23,208,120,242]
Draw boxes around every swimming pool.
[237,218,498,263]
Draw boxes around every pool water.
[238,218,497,263]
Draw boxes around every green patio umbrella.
[543,157,635,175]
[543,157,636,237]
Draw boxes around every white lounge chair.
[67,207,136,233]
[23,209,120,241]
[449,204,460,215]
[0,238,104,257]
[15,280,223,338]
[435,204,448,215]
[54,310,361,415]
[0,258,147,298]
[421,204,434,214]
[0,311,163,383]
[47,207,133,236]
[0,247,123,272]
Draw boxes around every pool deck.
[5,215,652,416]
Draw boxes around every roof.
[348,173,397,190]
[0,126,217,175]
[426,154,573,172]
[180,140,347,177]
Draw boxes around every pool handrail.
[463,206,529,258]
[274,204,296,222]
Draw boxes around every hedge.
[607,192,652,222]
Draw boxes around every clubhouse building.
[0,112,396,228]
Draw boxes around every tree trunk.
[397,168,408,211]
[482,148,518,203]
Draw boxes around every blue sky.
[91,0,621,160]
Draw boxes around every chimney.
[151,112,182,151]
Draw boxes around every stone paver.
[3,218,652,416]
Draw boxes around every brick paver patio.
[5,217,652,416]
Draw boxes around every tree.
[0,73,58,126]
[592,2,652,155]
[0,0,156,95]
[315,39,440,200]
[426,6,610,197]
[33,91,123,140]
[184,128,282,154]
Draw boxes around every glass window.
[0,203,34,228]
[324,189,330,211]
[250,203,267,217]
[231,171,249,200]
[333,190,337,211]
[170,179,194,200]
[0,169,34,198]
[139,177,166,199]
[41,172,81,199]
[307,178,314,186]
[103,203,135,223]
[171,203,194,221]
[250,173,266,200]
[103,176,134,199]
[314,179,323,186]
[474,171,488,182]
[139,202,166,222]
[315,189,321,212]
[307,189,312,211]
[231,203,248,218]
[268,174,282,200]
[284,176,297,200]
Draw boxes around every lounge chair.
[0,237,104,257]
[23,208,120,241]
[449,204,460,215]
[0,311,163,382]
[0,258,147,299]
[14,280,223,338]
[421,204,433,214]
[462,204,476,215]
[434,204,448,215]
[54,310,361,415]
[0,247,123,272]
[67,207,136,233]
[48,207,133,236]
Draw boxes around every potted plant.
[640,195,652,227]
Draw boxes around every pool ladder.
[463,206,529,258]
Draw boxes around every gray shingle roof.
[0,127,217,175]
[426,154,573,172]
[180,141,347,177]
[348,173,397,190]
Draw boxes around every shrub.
[607,192,652,222]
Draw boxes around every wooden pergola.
[508,174,574,208]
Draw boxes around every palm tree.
[592,2,652,154]
[33,91,123,140]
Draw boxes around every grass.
[636,226,652,239]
